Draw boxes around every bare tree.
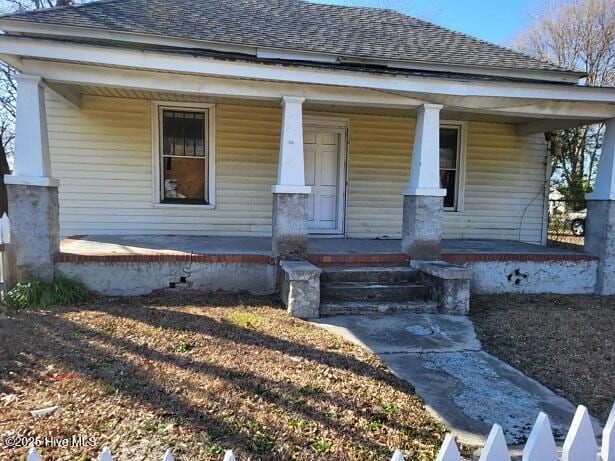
[0,4,20,215]
[515,0,615,208]
[2,0,55,12]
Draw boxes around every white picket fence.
[0,212,9,294]
[25,403,615,460]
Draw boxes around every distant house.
[0,0,613,309]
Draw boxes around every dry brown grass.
[0,293,446,460]
[471,294,615,422]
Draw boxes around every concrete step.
[320,281,431,302]
[320,266,419,283]
[320,300,438,316]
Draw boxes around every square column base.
[585,200,615,295]
[279,259,321,319]
[5,183,59,286]
[401,195,443,260]
[272,192,309,259]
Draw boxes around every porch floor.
[58,235,591,263]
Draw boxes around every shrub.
[176,342,194,353]
[4,276,89,310]
[310,438,332,453]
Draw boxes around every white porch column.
[587,118,615,201]
[4,74,60,284]
[10,75,54,183]
[401,104,446,260]
[272,96,311,195]
[585,118,615,294]
[272,96,311,259]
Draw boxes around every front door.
[304,127,345,234]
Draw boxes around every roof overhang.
[0,35,613,135]
[0,18,586,85]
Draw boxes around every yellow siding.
[345,114,414,238]
[48,94,279,236]
[47,93,548,243]
[344,116,549,244]
[445,123,547,243]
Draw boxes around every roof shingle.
[1,0,576,75]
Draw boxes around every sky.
[309,0,541,47]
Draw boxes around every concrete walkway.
[313,313,598,446]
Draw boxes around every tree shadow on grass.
[0,314,266,458]
[0,294,443,459]
[66,319,410,453]
[106,293,411,393]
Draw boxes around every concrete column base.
[412,260,472,315]
[401,194,443,260]
[278,259,321,319]
[5,184,59,286]
[585,200,615,295]
[272,192,309,260]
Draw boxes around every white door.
[304,128,344,234]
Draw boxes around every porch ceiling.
[2,36,608,133]
[1,35,613,123]
[51,82,611,129]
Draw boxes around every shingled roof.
[1,0,576,76]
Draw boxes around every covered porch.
[54,235,598,299]
[1,34,614,300]
[58,234,590,262]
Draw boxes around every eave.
[0,18,586,85]
[0,35,613,135]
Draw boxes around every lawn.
[0,293,446,460]
[471,294,615,422]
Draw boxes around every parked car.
[564,209,587,236]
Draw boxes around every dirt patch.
[0,293,446,460]
[471,294,615,422]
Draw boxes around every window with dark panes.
[160,110,208,204]
[439,126,460,210]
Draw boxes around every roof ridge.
[297,0,398,14]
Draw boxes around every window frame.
[151,101,216,209]
[440,121,467,212]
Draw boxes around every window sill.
[152,202,216,210]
